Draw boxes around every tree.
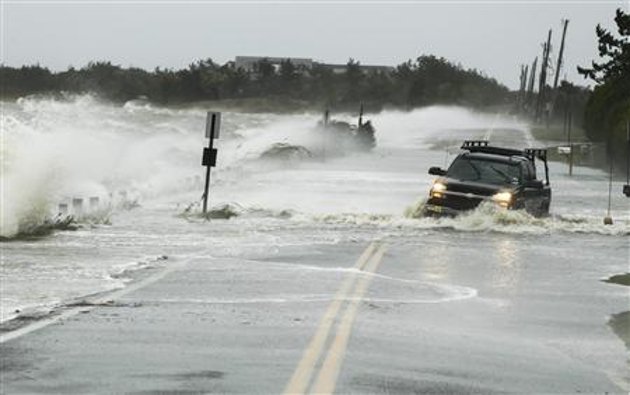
[278,59,301,96]
[0,54,509,110]
[254,58,276,80]
[578,8,630,168]
[343,58,364,103]
[577,9,630,83]
[279,59,297,82]
[252,58,277,95]
[308,63,336,105]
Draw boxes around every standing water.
[1,94,628,323]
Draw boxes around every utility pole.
[551,19,569,119]
[553,19,569,90]
[536,29,553,122]
[526,57,538,110]
[518,64,529,110]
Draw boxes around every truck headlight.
[431,181,447,198]
[492,191,512,207]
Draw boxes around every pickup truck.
[424,141,551,217]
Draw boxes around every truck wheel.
[540,202,550,217]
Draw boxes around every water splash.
[306,200,630,236]
[1,94,215,237]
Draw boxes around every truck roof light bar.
[461,140,489,148]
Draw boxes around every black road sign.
[202,148,218,167]
[205,112,221,139]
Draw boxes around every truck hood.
[440,178,511,197]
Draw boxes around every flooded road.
[1,95,628,392]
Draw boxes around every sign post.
[624,119,630,197]
[202,112,221,214]
[567,110,573,176]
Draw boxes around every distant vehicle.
[423,141,551,217]
[317,105,376,152]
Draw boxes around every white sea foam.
[1,95,214,237]
[2,94,628,327]
[145,283,477,306]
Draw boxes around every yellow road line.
[283,242,378,395]
[310,244,387,394]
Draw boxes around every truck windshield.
[447,157,521,185]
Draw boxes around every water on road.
[1,95,628,391]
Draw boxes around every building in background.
[318,63,395,74]
[235,56,313,72]
[234,56,394,75]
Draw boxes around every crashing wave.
[204,203,243,219]
[259,143,313,161]
[0,209,113,241]
[178,202,295,221]
[0,215,79,241]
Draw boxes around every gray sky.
[2,1,628,89]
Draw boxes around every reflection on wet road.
[2,100,629,393]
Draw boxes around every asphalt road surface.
[2,232,628,394]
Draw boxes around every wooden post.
[605,146,614,224]
[518,64,528,110]
[358,103,364,127]
[624,119,630,197]
[562,101,569,141]
[626,119,629,185]
[536,29,552,122]
[323,107,329,162]
[568,110,573,176]
[604,133,614,224]
[553,19,569,90]
[526,57,538,110]
[550,20,569,119]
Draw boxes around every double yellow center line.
[284,242,388,395]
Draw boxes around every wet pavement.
[1,233,628,394]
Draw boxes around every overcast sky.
[2,1,628,89]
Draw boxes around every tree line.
[0,55,509,110]
[578,8,630,170]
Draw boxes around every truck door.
[522,161,544,214]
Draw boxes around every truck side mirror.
[428,167,447,176]
[524,180,543,189]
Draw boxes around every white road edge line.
[0,261,185,344]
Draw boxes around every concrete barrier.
[89,197,100,210]
[72,198,83,216]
